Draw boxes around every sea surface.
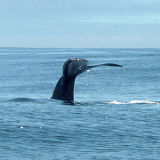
[0,48,160,160]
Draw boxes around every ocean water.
[0,48,160,160]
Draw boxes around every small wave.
[7,97,39,103]
[109,100,160,105]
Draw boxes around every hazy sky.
[0,0,160,48]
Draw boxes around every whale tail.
[51,58,123,102]
[51,58,88,102]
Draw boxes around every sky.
[0,0,160,48]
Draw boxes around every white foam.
[129,100,159,104]
[109,100,160,105]
[109,100,126,104]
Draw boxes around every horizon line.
[0,46,160,49]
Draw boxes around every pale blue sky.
[0,0,160,48]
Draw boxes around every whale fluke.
[87,63,123,69]
[51,58,122,102]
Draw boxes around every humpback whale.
[51,58,122,102]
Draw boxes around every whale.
[51,58,122,102]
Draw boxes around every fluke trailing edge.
[51,58,123,102]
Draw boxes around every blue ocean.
[0,48,160,160]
